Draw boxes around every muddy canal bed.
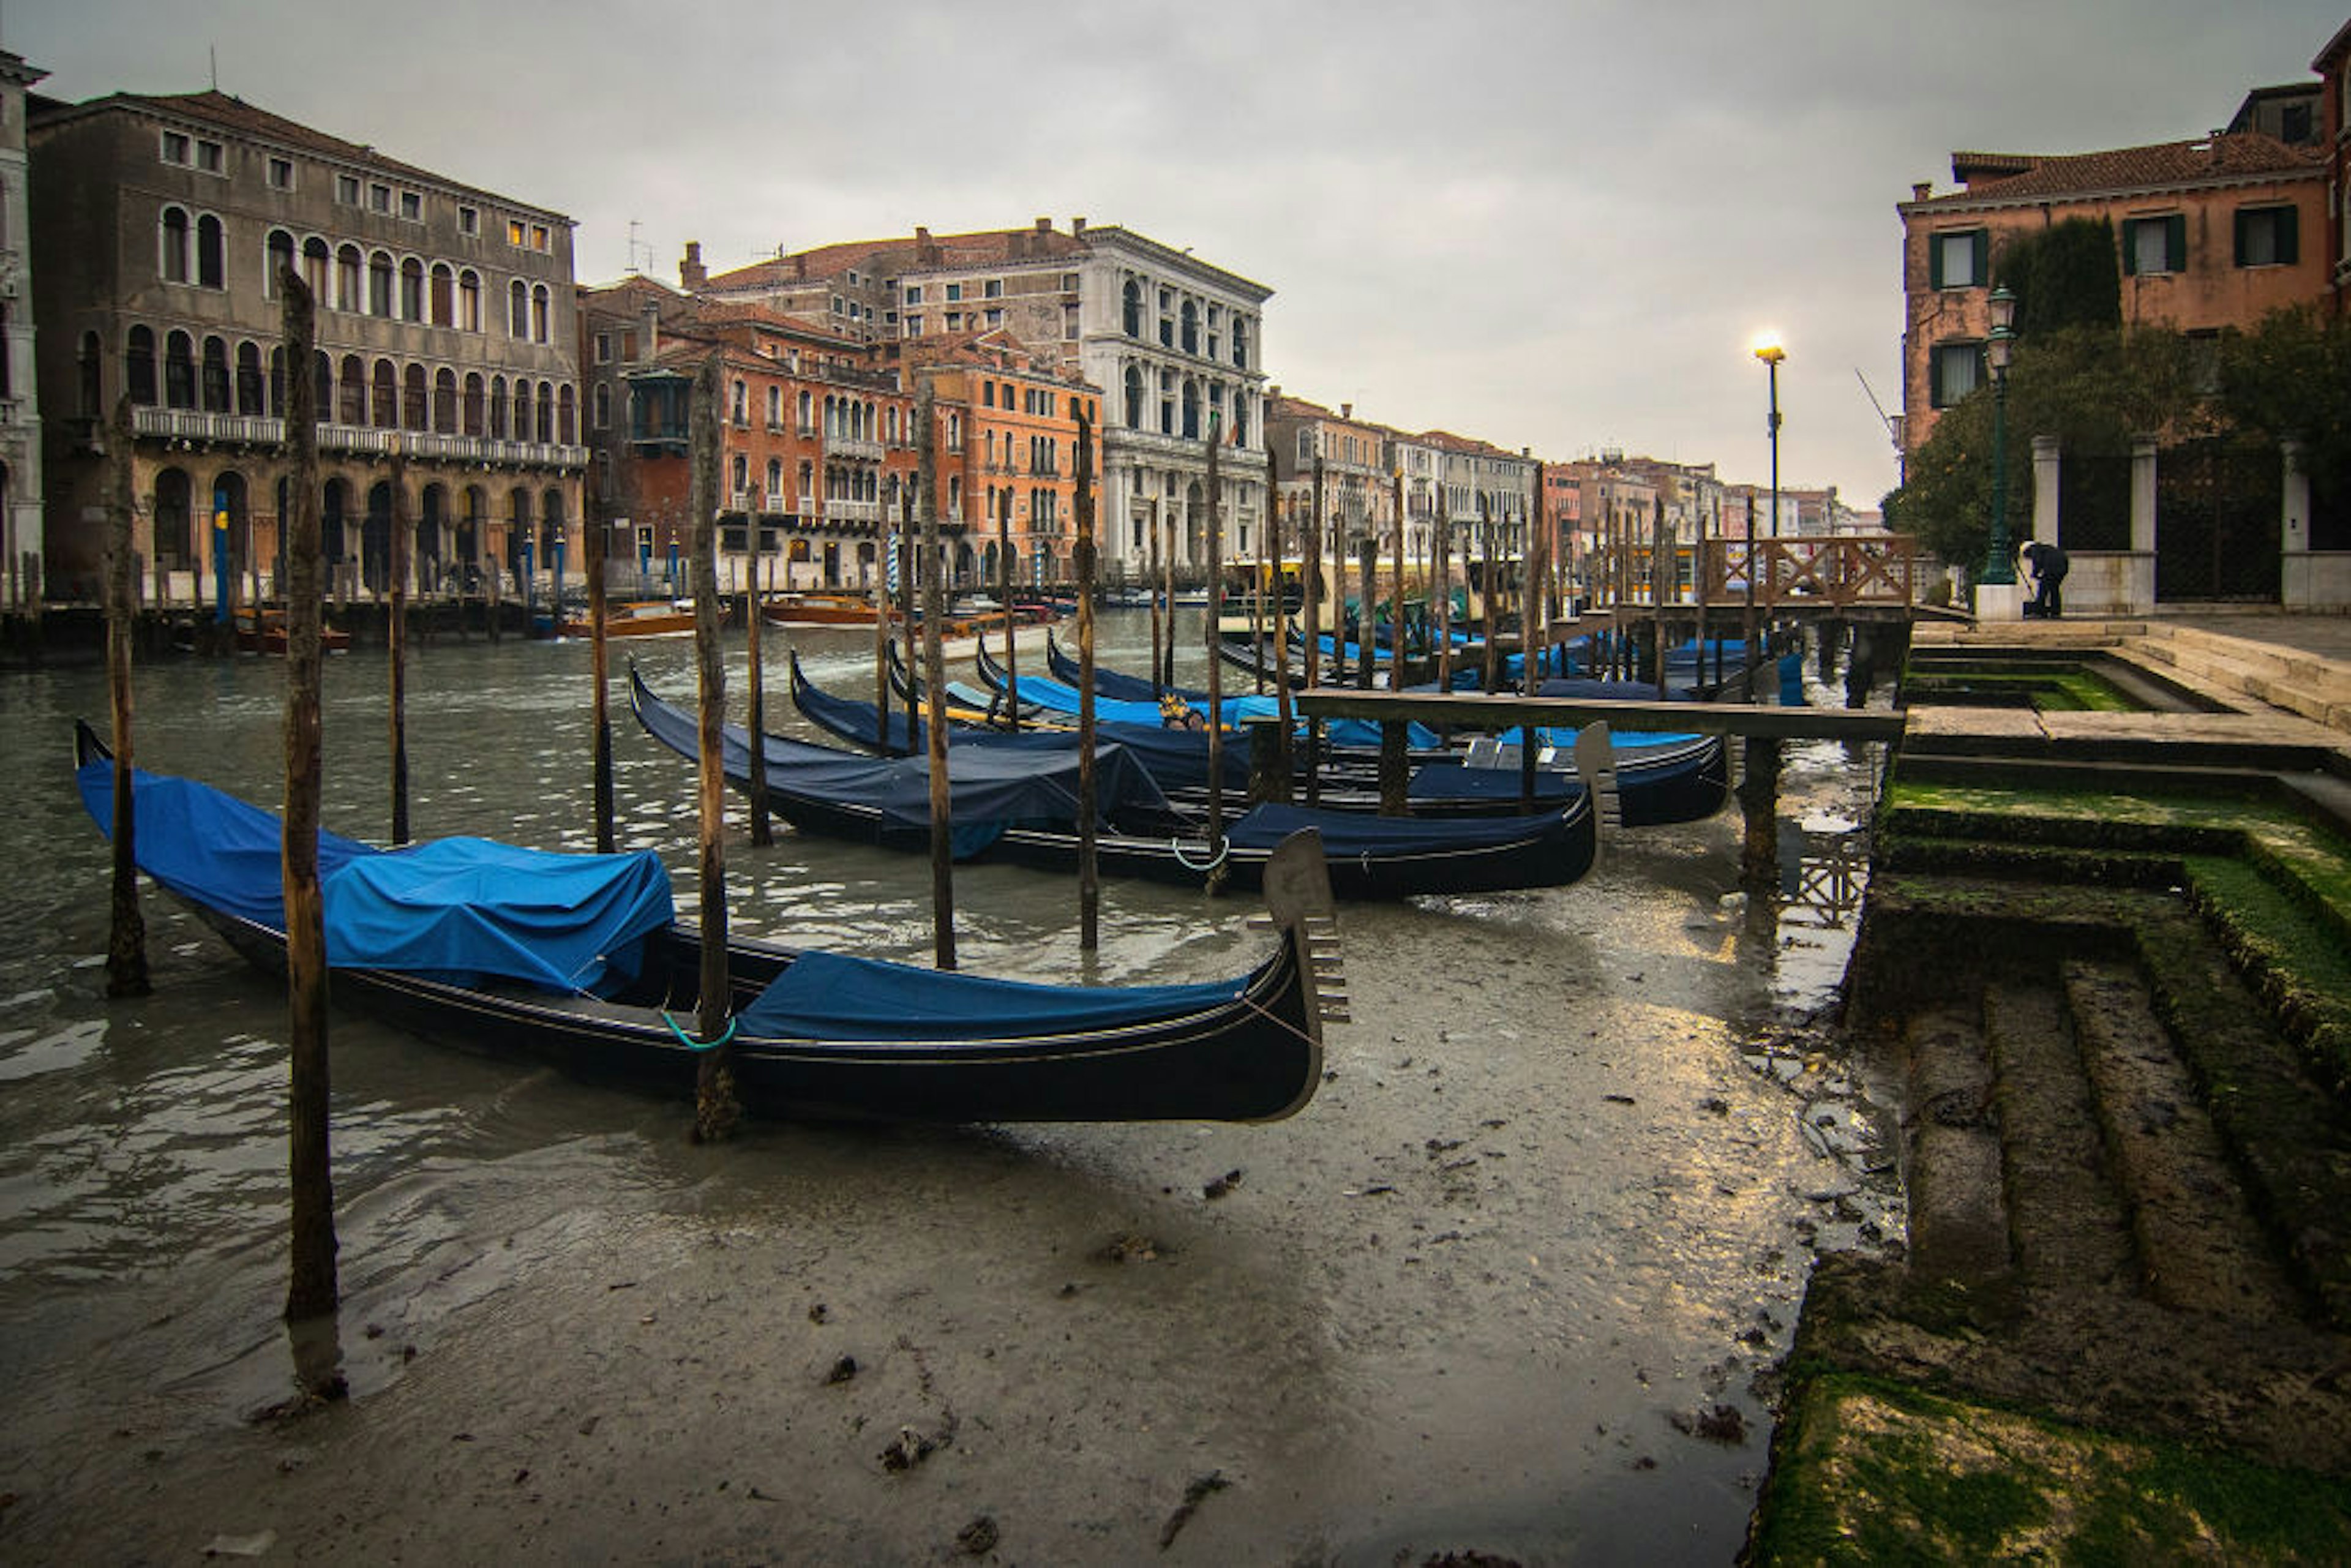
[0,628,1895,1562]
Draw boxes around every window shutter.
[2167,214,2187,272]
[1971,230,1988,288]
[2121,220,2139,277]
[2234,209,2250,268]
[2278,205,2299,265]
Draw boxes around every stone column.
[2128,434,2159,612]
[2031,435,2061,546]
[2281,440,2312,609]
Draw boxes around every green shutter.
[1971,230,1988,288]
[2121,220,2139,277]
[2167,214,2186,272]
[2278,205,2299,265]
[2234,209,2251,267]
[1929,233,1944,290]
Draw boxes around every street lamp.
[1751,332,1785,677]
[1978,284,2018,585]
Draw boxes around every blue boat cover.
[1048,637,1209,706]
[1010,669,1445,752]
[1407,763,1577,804]
[1223,801,1565,856]
[735,949,1245,1041]
[638,672,1172,836]
[78,760,674,993]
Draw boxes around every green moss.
[1753,1374,2351,1566]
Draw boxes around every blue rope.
[659,1009,738,1051]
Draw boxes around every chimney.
[1910,181,1932,202]
[642,301,659,361]
[1072,216,1087,236]
[1340,402,1352,419]
[680,241,706,291]
[1035,216,1052,234]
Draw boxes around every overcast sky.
[13,1,2345,506]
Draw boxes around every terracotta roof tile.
[1922,131,2322,206]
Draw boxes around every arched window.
[531,284,550,344]
[797,389,812,430]
[1232,317,1249,370]
[1122,278,1141,337]
[731,452,748,492]
[266,229,295,296]
[513,379,531,441]
[369,250,394,317]
[197,214,225,288]
[1123,363,1143,429]
[536,380,553,443]
[1180,300,1199,355]
[433,369,457,433]
[400,257,424,321]
[164,330,196,408]
[126,326,157,405]
[313,350,334,417]
[766,457,782,497]
[489,375,509,440]
[301,236,330,298]
[509,279,527,338]
[463,373,485,436]
[592,382,610,430]
[557,384,576,445]
[1232,391,1250,446]
[1159,369,1174,435]
[429,263,454,327]
[403,362,427,429]
[159,205,190,283]
[267,346,285,417]
[336,244,362,311]
[201,335,230,412]
[78,330,102,416]
[372,359,397,430]
[1180,379,1200,440]
[459,270,481,332]
[731,378,747,423]
[336,354,364,424]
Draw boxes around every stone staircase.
[2126,624,2351,734]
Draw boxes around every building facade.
[0,51,44,612]
[1265,392,1397,561]
[1896,130,2328,458]
[2319,18,2351,315]
[29,89,586,604]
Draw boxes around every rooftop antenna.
[625,218,643,275]
[1855,367,1905,484]
[209,44,218,91]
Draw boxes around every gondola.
[631,667,1597,899]
[72,722,1340,1123]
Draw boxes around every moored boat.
[72,721,1340,1123]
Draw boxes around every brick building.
[0,50,44,612]
[28,88,585,604]
[2318,18,2351,315]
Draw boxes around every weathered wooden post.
[872,496,896,751]
[917,377,956,969]
[1387,470,1405,694]
[1355,536,1375,692]
[999,482,1020,729]
[388,449,411,845]
[279,268,339,1326]
[1649,496,1670,700]
[688,351,739,1142]
[1524,463,1547,694]
[1305,456,1325,689]
[744,505,772,847]
[1739,737,1783,890]
[1204,414,1226,858]
[1074,405,1100,950]
[1434,475,1453,693]
[1147,487,1164,697]
[103,394,149,997]
[1269,486,1295,800]
[1158,496,1175,690]
[1479,497,1500,693]
[587,463,615,855]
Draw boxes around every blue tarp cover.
[736,948,1245,1041]
[1224,800,1564,856]
[78,759,675,993]
[637,671,1173,839]
[1408,763,1576,804]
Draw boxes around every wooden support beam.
[1739,735,1783,888]
[1291,689,1906,744]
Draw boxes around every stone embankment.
[1750,617,2351,1562]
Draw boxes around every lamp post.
[1978,284,2018,585]
[1751,333,1785,678]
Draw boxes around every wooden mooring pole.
[587,463,615,855]
[1074,405,1100,951]
[1204,414,1226,858]
[744,509,771,847]
[279,268,339,1326]
[388,450,410,846]
[917,377,956,969]
[103,392,149,997]
[688,351,739,1142]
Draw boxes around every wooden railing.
[1601,535,1918,609]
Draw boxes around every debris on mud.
[1672,1404,1748,1444]
[1157,1469,1229,1549]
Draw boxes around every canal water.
[0,613,1897,1564]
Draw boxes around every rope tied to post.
[659,1008,738,1052]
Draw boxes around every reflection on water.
[0,615,1900,1561]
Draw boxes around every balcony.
[827,433,884,461]
[130,405,589,468]
[823,497,883,525]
